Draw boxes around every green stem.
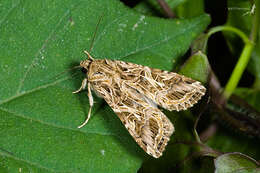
[203,26,250,53]
[205,26,252,99]
[224,0,260,99]
[207,26,250,44]
[193,128,202,144]
[223,43,254,98]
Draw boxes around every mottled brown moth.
[73,51,206,158]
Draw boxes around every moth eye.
[121,67,128,71]
[81,68,87,74]
[94,72,103,75]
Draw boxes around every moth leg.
[78,82,93,128]
[73,78,87,94]
[84,50,94,60]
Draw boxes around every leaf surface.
[215,152,260,173]
[0,0,210,172]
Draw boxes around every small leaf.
[214,152,260,173]
[179,51,209,84]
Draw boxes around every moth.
[73,51,206,158]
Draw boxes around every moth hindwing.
[73,51,206,158]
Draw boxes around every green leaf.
[0,0,210,172]
[215,152,260,173]
[179,51,209,84]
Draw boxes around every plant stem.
[207,26,250,43]
[223,0,260,99]
[156,0,175,18]
[206,26,251,100]
[223,43,254,98]
[203,26,250,54]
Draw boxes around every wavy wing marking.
[91,75,174,158]
[87,59,206,158]
[114,61,206,111]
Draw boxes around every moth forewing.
[74,51,206,158]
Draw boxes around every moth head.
[80,51,94,70]
[79,60,91,70]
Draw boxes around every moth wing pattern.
[87,59,174,158]
[114,60,206,111]
[79,57,206,158]
[100,85,174,158]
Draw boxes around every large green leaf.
[0,0,210,172]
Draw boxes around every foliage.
[0,0,260,172]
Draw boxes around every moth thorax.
[80,60,91,70]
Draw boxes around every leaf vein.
[91,13,130,52]
[0,76,72,105]
[0,107,116,137]
[16,8,71,94]
[119,19,203,59]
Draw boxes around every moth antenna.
[51,65,81,80]
[84,50,94,60]
[89,14,104,53]
[83,14,104,60]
